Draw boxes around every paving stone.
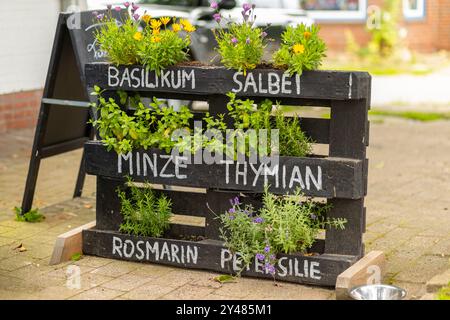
[159,284,216,300]
[74,256,113,269]
[392,281,426,300]
[0,237,15,247]
[426,269,450,293]
[425,238,450,257]
[395,255,450,283]
[0,226,14,234]
[101,274,153,292]
[69,286,126,300]
[122,283,177,300]
[389,236,441,261]
[90,260,141,278]
[34,285,86,300]
[46,264,95,280]
[0,255,38,271]
[420,293,437,300]
[128,264,177,278]
[148,269,206,288]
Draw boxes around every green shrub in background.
[367,0,400,58]
[273,24,327,75]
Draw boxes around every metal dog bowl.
[350,284,407,300]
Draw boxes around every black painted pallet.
[83,228,357,286]
[83,63,371,287]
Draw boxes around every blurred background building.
[314,0,450,52]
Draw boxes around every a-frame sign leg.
[73,149,87,198]
[21,101,49,213]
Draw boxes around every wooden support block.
[335,251,386,300]
[49,221,96,265]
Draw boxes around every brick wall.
[438,0,450,50]
[0,90,42,133]
[318,0,450,52]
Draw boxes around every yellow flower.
[172,23,181,32]
[133,32,143,41]
[153,28,160,35]
[150,19,162,30]
[184,24,196,33]
[293,43,305,54]
[142,14,152,24]
[160,17,171,25]
[303,31,312,39]
[151,36,161,43]
[180,19,190,28]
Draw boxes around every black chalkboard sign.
[21,9,124,213]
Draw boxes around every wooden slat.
[325,99,369,257]
[85,63,371,101]
[40,137,88,158]
[84,141,364,199]
[166,224,205,239]
[83,228,357,286]
[42,98,90,108]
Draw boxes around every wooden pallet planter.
[83,63,371,287]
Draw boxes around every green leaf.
[213,275,237,284]
[71,253,82,261]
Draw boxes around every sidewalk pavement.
[0,116,449,300]
[371,66,450,110]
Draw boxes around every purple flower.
[246,37,251,44]
[114,6,122,11]
[92,11,98,16]
[97,14,105,20]
[124,2,130,8]
[132,3,139,10]
[242,3,252,12]
[265,263,276,275]
[213,13,221,23]
[228,207,236,214]
[210,1,219,9]
[270,254,276,260]
[241,10,249,21]
[256,253,265,261]
[264,245,270,253]
[233,196,241,205]
[253,217,264,224]
[107,4,112,10]
[261,31,267,38]
[310,213,317,220]
[133,13,140,20]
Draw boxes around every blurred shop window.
[403,0,425,20]
[300,0,367,21]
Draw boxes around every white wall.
[0,0,61,94]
